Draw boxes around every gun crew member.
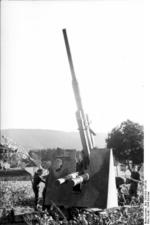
[128,165,141,198]
[32,168,45,210]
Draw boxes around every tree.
[106,120,144,164]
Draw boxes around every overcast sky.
[1,0,144,133]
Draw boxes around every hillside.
[1,129,106,151]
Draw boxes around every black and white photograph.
[0,0,148,224]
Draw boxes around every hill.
[1,129,106,151]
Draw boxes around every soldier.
[128,165,140,198]
[42,163,52,210]
[32,168,45,210]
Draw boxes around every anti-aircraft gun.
[44,29,118,209]
[62,29,95,169]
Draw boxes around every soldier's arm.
[39,176,46,183]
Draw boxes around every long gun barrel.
[62,29,94,168]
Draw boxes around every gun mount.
[55,172,79,186]
[69,173,90,187]
[55,171,89,187]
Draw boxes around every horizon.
[0,120,143,135]
[1,128,107,150]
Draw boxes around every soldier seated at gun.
[32,168,46,210]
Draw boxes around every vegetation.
[0,180,34,209]
[22,205,144,225]
[106,120,144,164]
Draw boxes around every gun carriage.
[44,29,117,209]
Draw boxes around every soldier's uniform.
[129,171,140,197]
[32,169,45,209]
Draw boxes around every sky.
[1,0,144,134]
